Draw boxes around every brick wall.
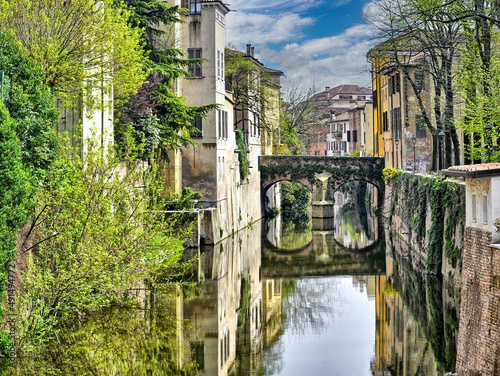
[456,227,500,376]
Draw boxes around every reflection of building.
[371,259,445,375]
[182,224,262,375]
[262,279,283,349]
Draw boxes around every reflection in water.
[5,284,199,375]
[334,181,378,249]
[3,195,458,375]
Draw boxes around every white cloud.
[225,3,379,95]
[256,25,378,92]
[226,12,314,46]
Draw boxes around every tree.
[15,139,193,354]
[454,0,500,162]
[0,0,147,107]
[115,0,216,160]
[0,32,59,172]
[365,0,463,167]
[225,49,273,133]
[0,100,36,355]
[278,80,317,154]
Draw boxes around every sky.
[225,0,380,96]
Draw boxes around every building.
[175,0,282,242]
[305,85,372,156]
[368,45,455,172]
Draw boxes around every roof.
[262,66,284,76]
[310,84,372,102]
[332,112,349,121]
[443,163,500,179]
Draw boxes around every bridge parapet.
[259,155,385,197]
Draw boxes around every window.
[191,342,205,370]
[191,116,202,138]
[217,50,221,80]
[383,111,388,132]
[391,107,401,138]
[188,48,202,77]
[217,110,228,139]
[373,90,378,108]
[416,115,427,138]
[352,130,358,143]
[347,131,351,142]
[389,74,401,95]
[189,0,201,14]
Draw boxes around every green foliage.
[0,32,59,173]
[387,173,465,275]
[349,150,361,157]
[281,182,311,211]
[268,206,280,218]
[4,286,200,375]
[382,166,400,182]
[115,1,217,160]
[165,187,202,210]
[15,139,193,354]
[235,129,250,181]
[0,0,148,107]
[0,101,36,355]
[274,110,305,155]
[456,28,500,163]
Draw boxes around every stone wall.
[385,172,465,278]
[456,227,500,376]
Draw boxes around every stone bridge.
[259,155,385,217]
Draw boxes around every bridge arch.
[259,155,385,205]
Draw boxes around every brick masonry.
[456,227,500,376]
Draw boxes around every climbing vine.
[235,130,249,181]
[260,157,385,193]
[388,172,465,275]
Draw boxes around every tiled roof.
[444,163,500,178]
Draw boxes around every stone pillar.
[311,172,334,218]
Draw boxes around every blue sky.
[226,0,379,94]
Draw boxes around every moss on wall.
[388,172,465,275]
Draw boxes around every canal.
[6,183,459,375]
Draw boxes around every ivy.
[260,157,385,192]
[235,130,250,181]
[387,171,465,275]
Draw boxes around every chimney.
[251,47,255,57]
[246,44,251,55]
[325,87,330,92]
[325,87,330,100]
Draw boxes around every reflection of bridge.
[259,155,385,218]
[261,230,385,278]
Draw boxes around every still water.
[5,184,458,375]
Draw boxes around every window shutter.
[182,0,189,8]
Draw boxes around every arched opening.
[264,181,313,252]
[331,179,380,249]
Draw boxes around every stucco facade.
[177,1,265,240]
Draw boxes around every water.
[3,183,458,375]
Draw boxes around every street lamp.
[438,130,445,170]
[394,138,400,168]
[484,122,493,163]
[412,134,417,173]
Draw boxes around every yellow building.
[368,47,438,173]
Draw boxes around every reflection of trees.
[391,256,459,372]
[5,286,198,375]
[282,277,342,339]
[281,211,311,232]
